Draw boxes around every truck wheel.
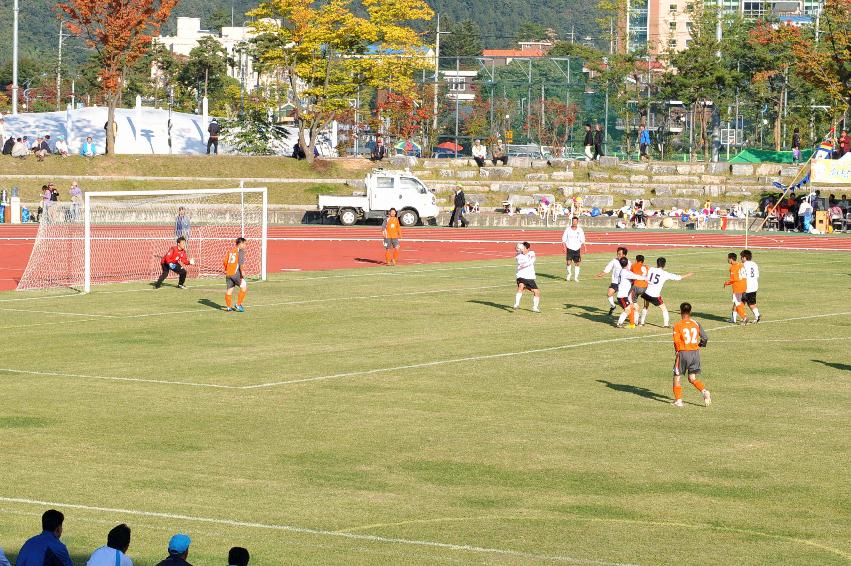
[399,209,419,227]
[339,208,358,226]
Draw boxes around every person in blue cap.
[155,534,192,566]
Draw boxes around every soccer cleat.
[754,315,761,323]
[153,284,161,289]
[726,318,736,324]
[532,307,541,313]
[225,307,233,312]
[702,389,712,406]
[235,305,245,312]
[608,306,616,316]
[672,399,684,408]
[177,284,186,289]
[740,317,749,325]
[614,323,624,328]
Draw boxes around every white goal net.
[17,188,267,292]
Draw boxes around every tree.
[376,92,432,145]
[56,0,179,155]
[179,36,229,104]
[526,97,578,152]
[208,7,232,33]
[440,19,483,59]
[516,21,547,42]
[792,0,851,112]
[250,0,433,162]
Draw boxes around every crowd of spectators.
[0,509,251,566]
[760,190,849,233]
[0,114,97,160]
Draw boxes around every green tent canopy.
[729,148,814,163]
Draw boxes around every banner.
[811,155,851,184]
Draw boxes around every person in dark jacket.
[2,136,14,155]
[449,187,468,227]
[156,534,193,566]
[207,118,221,155]
[593,123,604,159]
[292,142,306,160]
[15,509,73,566]
[370,138,386,161]
[583,123,594,161]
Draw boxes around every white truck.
[318,169,440,226]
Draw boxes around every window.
[400,178,428,194]
[448,77,466,92]
[668,39,678,48]
[669,4,677,12]
[376,176,394,189]
[685,1,694,11]
[686,21,694,33]
[669,21,677,30]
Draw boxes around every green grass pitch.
[0,248,849,565]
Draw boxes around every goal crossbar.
[81,187,268,293]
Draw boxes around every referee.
[561,216,586,282]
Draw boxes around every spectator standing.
[155,534,193,566]
[798,197,814,232]
[80,136,97,158]
[86,524,133,566]
[227,547,250,566]
[449,187,468,227]
[370,138,385,162]
[471,139,486,168]
[838,130,850,158]
[175,206,191,239]
[491,138,508,165]
[15,509,73,566]
[55,135,69,157]
[593,124,604,159]
[791,128,801,163]
[207,118,221,155]
[582,123,594,161]
[40,185,52,222]
[70,181,83,221]
[638,124,650,161]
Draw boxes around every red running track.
[1,224,848,291]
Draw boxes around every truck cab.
[318,169,439,227]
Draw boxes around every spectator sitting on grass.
[87,524,133,566]
[227,547,250,566]
[156,534,193,566]
[11,137,29,158]
[0,546,10,566]
[55,135,69,157]
[80,136,97,158]
[15,509,73,566]
[2,135,13,155]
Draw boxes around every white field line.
[0,306,119,318]
[3,310,849,391]
[0,497,631,566]
[242,310,851,389]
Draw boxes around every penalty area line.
[0,496,630,566]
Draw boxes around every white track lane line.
[0,497,632,566]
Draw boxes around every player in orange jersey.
[671,302,711,407]
[223,237,247,312]
[628,254,648,326]
[382,208,402,266]
[723,252,748,324]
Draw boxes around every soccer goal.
[17,187,268,293]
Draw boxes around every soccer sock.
[751,307,760,318]
[237,289,246,306]
[574,267,580,281]
[661,306,670,327]
[566,266,572,279]
[617,311,628,325]
[732,308,738,322]
[640,308,648,325]
[691,379,705,392]
[608,296,617,308]
[673,385,683,401]
[385,250,391,264]
[628,308,635,325]
[514,292,522,308]
[225,294,233,308]
[736,304,747,319]
[392,248,399,262]
[532,296,540,310]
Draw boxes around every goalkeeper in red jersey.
[154,236,194,289]
[223,237,248,312]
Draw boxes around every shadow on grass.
[812,359,851,372]
[468,299,514,313]
[565,303,613,324]
[354,257,385,265]
[198,298,225,310]
[693,311,731,323]
[597,380,671,404]
[537,272,563,281]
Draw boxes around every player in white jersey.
[513,242,541,312]
[638,257,693,327]
[614,256,644,328]
[561,217,586,282]
[740,249,760,323]
[595,246,630,315]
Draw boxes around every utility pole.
[454,55,459,157]
[12,0,20,114]
[432,13,440,133]
[56,22,64,110]
[712,0,723,162]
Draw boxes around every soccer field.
[0,248,849,565]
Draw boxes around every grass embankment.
[0,249,849,565]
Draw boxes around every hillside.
[0,0,599,77]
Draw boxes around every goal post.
[19,187,268,293]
